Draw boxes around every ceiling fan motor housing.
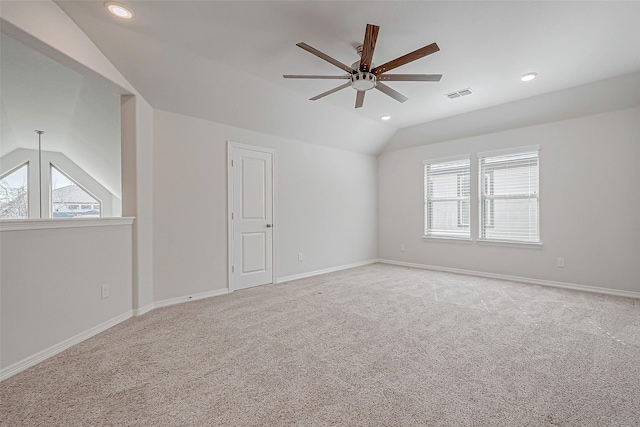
[351,71,377,91]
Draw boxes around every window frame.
[423,155,472,240]
[50,163,103,218]
[1,149,117,219]
[478,146,540,244]
[0,162,30,220]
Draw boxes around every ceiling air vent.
[446,88,473,99]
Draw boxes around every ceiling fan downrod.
[351,45,377,91]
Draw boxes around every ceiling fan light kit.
[284,24,442,108]
[351,71,377,91]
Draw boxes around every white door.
[230,146,274,290]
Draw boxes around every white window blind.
[479,149,539,242]
[424,157,470,238]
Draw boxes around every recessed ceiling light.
[105,2,134,19]
[520,72,538,82]
[380,115,391,121]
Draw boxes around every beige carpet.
[1,263,639,426]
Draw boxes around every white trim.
[377,259,640,299]
[227,141,277,293]
[0,216,134,232]
[227,141,276,153]
[422,154,471,165]
[277,259,378,283]
[272,153,278,287]
[0,287,233,382]
[227,144,233,292]
[0,310,133,382]
[153,288,230,309]
[423,155,472,240]
[422,236,473,244]
[476,239,542,249]
[478,147,540,244]
[133,303,155,317]
[477,144,540,158]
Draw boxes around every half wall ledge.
[0,217,135,232]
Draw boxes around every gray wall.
[378,107,640,293]
[0,224,133,368]
[0,0,155,378]
[152,109,378,301]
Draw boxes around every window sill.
[477,239,542,249]
[0,217,135,232]
[422,236,473,244]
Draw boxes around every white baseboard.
[153,288,230,309]
[0,310,133,382]
[277,259,378,283]
[5,259,633,384]
[378,259,640,299]
[1,288,233,382]
[135,289,230,315]
[133,303,155,317]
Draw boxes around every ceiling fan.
[283,24,442,108]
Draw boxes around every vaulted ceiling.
[55,1,640,155]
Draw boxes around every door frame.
[227,141,277,292]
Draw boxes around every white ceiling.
[55,1,640,154]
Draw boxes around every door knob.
[266,224,272,228]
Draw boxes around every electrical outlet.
[298,252,303,261]
[557,258,565,268]
[400,244,405,252]
[101,283,110,299]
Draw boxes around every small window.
[479,148,539,242]
[424,157,471,239]
[51,165,101,218]
[0,163,29,219]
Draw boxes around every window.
[51,165,101,218]
[0,163,29,219]
[479,147,539,243]
[0,150,115,219]
[424,157,470,238]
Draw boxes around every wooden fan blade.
[359,24,379,72]
[283,75,351,79]
[378,74,442,82]
[355,90,365,108]
[309,82,351,101]
[375,82,408,103]
[372,43,440,75]
[296,42,356,74]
